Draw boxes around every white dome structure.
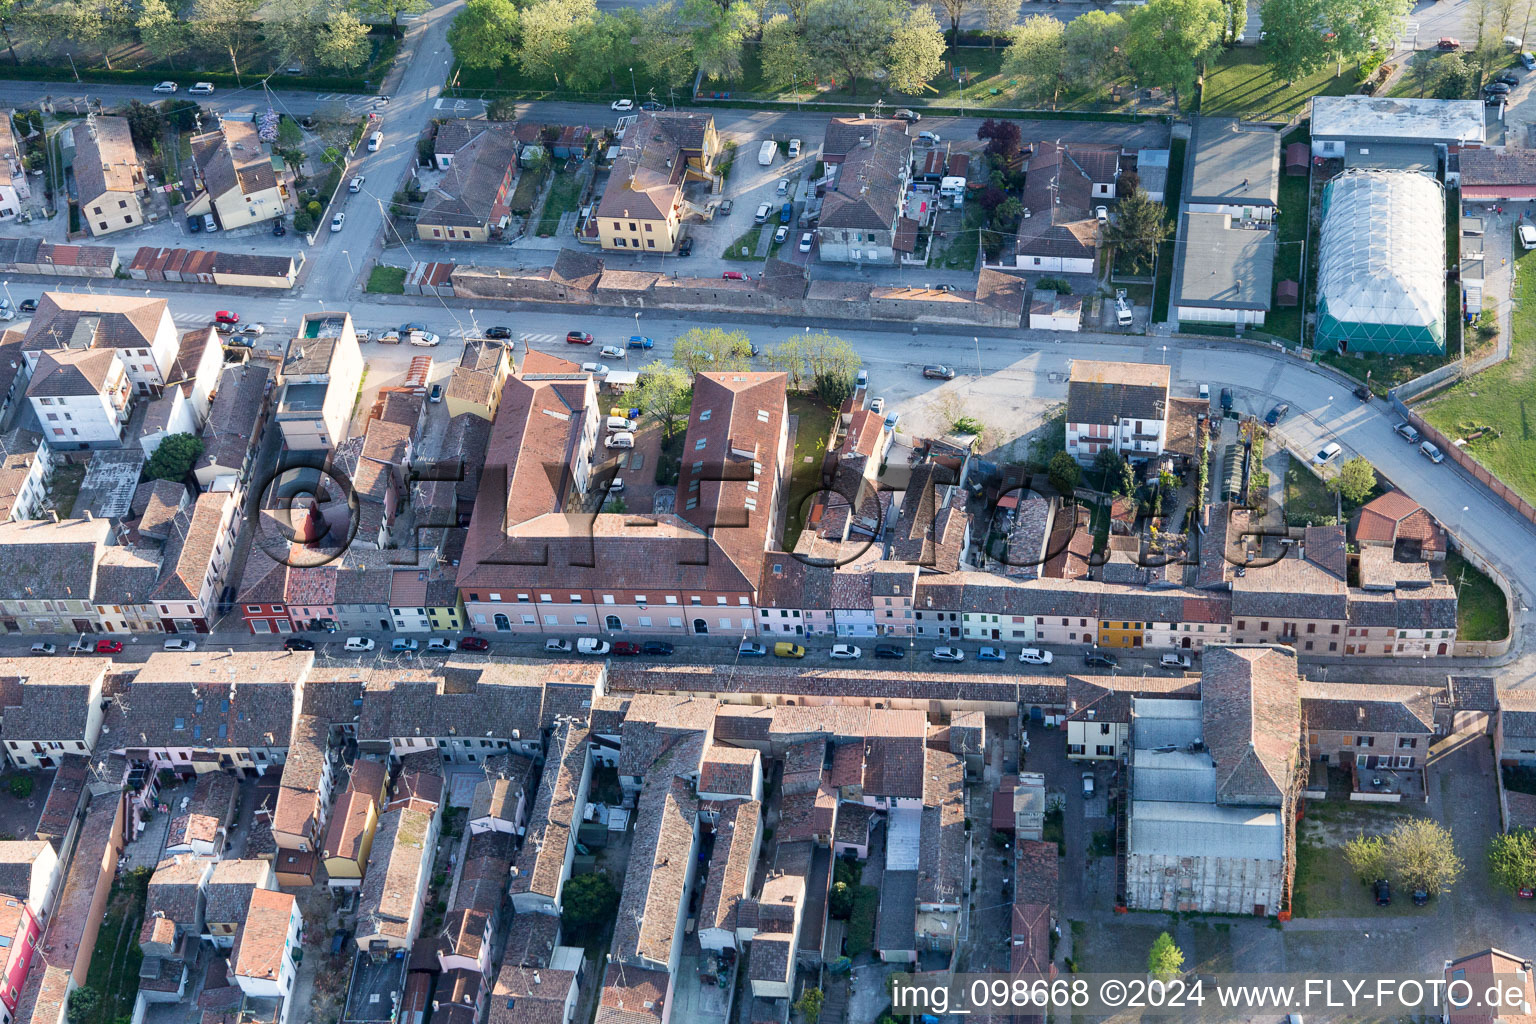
[1315,169,1446,355]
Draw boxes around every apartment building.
[275,313,364,451]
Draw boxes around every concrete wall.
[449,267,597,304]
[1125,852,1285,915]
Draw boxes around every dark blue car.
[779,202,793,224]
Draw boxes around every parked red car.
[1438,36,1461,49]
[214,310,240,324]
[95,639,123,653]
[566,331,594,344]
[721,271,749,281]
[460,637,491,651]
[612,641,642,656]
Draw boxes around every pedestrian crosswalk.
[518,332,561,347]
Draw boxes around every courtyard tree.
[886,5,946,94]
[805,0,902,97]
[124,100,166,152]
[1326,455,1377,506]
[1148,932,1185,980]
[1342,830,1388,882]
[1489,829,1536,894]
[1003,15,1067,106]
[1047,451,1081,495]
[1384,818,1463,897]
[1434,52,1474,98]
[1062,9,1127,93]
[796,989,825,1024]
[1105,187,1167,274]
[764,331,861,406]
[1123,0,1224,109]
[977,117,1024,167]
[146,434,205,483]
[449,0,522,69]
[560,872,619,934]
[634,362,693,438]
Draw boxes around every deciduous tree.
[135,0,187,62]
[977,118,1023,165]
[804,0,901,97]
[1326,0,1411,66]
[316,1,373,70]
[448,0,521,69]
[1489,829,1536,894]
[1123,0,1224,108]
[1342,831,1388,881]
[348,0,429,31]
[760,12,816,97]
[145,434,204,483]
[1326,455,1376,505]
[1003,14,1066,106]
[190,0,265,82]
[687,0,757,81]
[886,4,945,94]
[934,0,970,55]
[673,327,755,373]
[980,0,1017,48]
[634,362,693,438]
[1384,818,1463,897]
[559,873,619,933]
[1434,52,1473,98]
[516,0,594,87]
[1063,9,1127,92]
[1047,451,1081,495]
[567,9,639,91]
[1148,933,1184,980]
[638,1,699,88]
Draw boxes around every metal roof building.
[1314,169,1446,355]
[1174,211,1276,327]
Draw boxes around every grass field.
[81,868,151,1024]
[536,170,585,236]
[1292,800,1428,918]
[1151,136,1186,323]
[1266,141,1310,346]
[1419,247,1536,507]
[1444,550,1511,642]
[783,395,838,550]
[366,265,406,294]
[1200,51,1359,120]
[722,224,767,262]
[1284,462,1336,526]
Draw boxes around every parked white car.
[600,345,624,359]
[409,332,441,347]
[1312,441,1343,466]
[343,637,375,652]
[932,646,965,662]
[348,176,365,193]
[788,139,801,158]
[1521,223,1536,250]
[582,362,611,375]
[164,639,197,652]
[576,637,611,655]
[188,82,215,95]
[830,644,862,659]
[330,212,345,232]
[611,98,634,111]
[1017,648,1053,665]
[427,637,457,651]
[1160,653,1192,670]
[153,81,178,93]
[545,638,573,653]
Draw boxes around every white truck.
[758,140,777,166]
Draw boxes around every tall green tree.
[673,327,755,374]
[559,873,619,933]
[1489,829,1536,894]
[1105,188,1167,273]
[145,434,204,483]
[638,1,698,88]
[189,0,264,82]
[316,0,373,70]
[1384,818,1463,897]
[1220,0,1246,41]
[567,9,640,91]
[886,4,945,93]
[1003,14,1066,106]
[1063,10,1127,92]
[1148,933,1185,980]
[1123,0,1224,108]
[1259,0,1330,82]
[634,362,693,438]
[979,0,1016,48]
[804,0,901,97]
[1047,451,1081,495]
[760,12,816,97]
[1326,455,1376,505]
[517,0,594,86]
[934,0,970,55]
[687,0,757,82]
[448,0,521,69]
[0,0,20,64]
[1342,831,1388,881]
[135,0,187,60]
[1326,0,1410,66]
[1433,52,1473,98]
[124,99,165,151]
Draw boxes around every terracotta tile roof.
[70,117,143,204]
[821,122,908,231]
[698,744,758,797]
[511,723,589,899]
[203,860,273,925]
[917,748,965,905]
[1301,680,1438,733]
[320,788,374,864]
[26,347,120,398]
[863,733,925,799]
[618,695,717,777]
[488,966,578,1024]
[35,754,90,841]
[779,781,836,842]
[106,651,311,750]
[144,853,211,933]
[0,660,105,740]
[698,798,759,932]
[154,492,231,602]
[272,714,329,839]
[24,291,163,354]
[1200,646,1300,807]
[420,124,518,229]
[611,777,698,965]
[1067,359,1169,425]
[358,805,433,940]
[197,363,269,475]
[503,908,562,968]
[191,119,278,203]
[595,963,669,1024]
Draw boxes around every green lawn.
[845,885,879,957]
[1444,550,1511,642]
[366,265,406,294]
[1151,136,1186,324]
[1266,138,1310,346]
[1293,802,1431,918]
[1284,462,1336,526]
[508,163,549,217]
[721,224,767,262]
[1419,247,1536,508]
[536,170,585,236]
[81,869,150,1024]
[931,202,984,270]
[1201,50,1361,120]
[783,395,839,551]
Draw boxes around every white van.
[367,131,383,152]
[606,415,637,432]
[604,431,635,449]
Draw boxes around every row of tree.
[0,0,418,75]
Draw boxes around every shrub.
[7,775,31,800]
[306,200,322,219]
[294,211,314,233]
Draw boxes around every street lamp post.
[340,249,355,279]
[630,67,637,101]
[66,53,79,84]
[1,280,12,312]
[633,311,641,356]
